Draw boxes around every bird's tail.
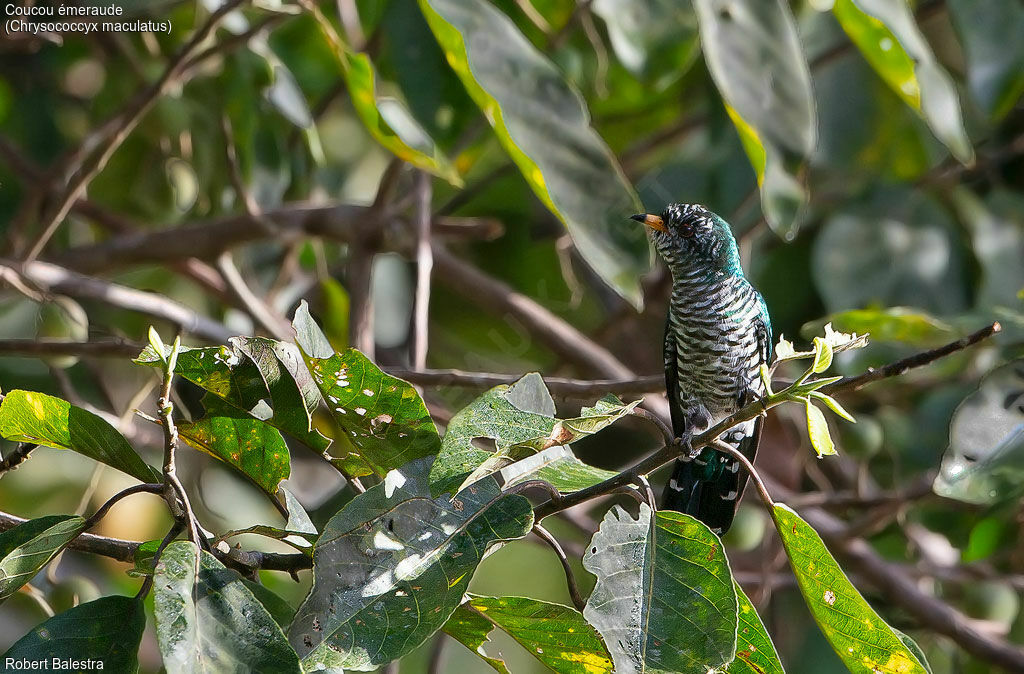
[661,425,760,534]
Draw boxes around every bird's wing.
[663,319,685,438]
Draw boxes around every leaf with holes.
[583,504,738,672]
[772,504,927,674]
[177,395,290,495]
[0,390,160,483]
[418,0,649,307]
[288,457,533,671]
[429,373,636,496]
[135,338,330,454]
[2,595,145,671]
[153,541,301,674]
[443,604,511,673]
[293,301,440,476]
[831,0,972,163]
[0,515,87,603]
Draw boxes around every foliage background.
[1,0,1023,671]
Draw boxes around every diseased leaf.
[418,0,650,307]
[582,504,738,673]
[727,582,785,673]
[443,605,511,673]
[0,390,161,483]
[934,360,1024,505]
[772,504,928,674]
[153,541,301,674]
[805,399,837,458]
[694,0,816,236]
[304,0,461,185]
[288,457,534,671]
[1,595,145,672]
[135,338,330,454]
[242,580,297,629]
[832,0,973,163]
[461,595,613,674]
[293,301,440,476]
[429,374,636,496]
[0,515,87,602]
[178,395,290,495]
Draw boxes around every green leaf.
[809,392,856,423]
[947,0,1024,120]
[418,0,650,308]
[429,374,636,496]
[934,360,1024,505]
[153,541,301,674]
[136,337,331,454]
[727,582,785,673]
[460,595,613,674]
[832,0,973,163]
[288,457,533,671]
[443,605,511,673]
[498,445,618,494]
[0,515,87,602]
[293,301,441,476]
[694,0,816,237]
[304,1,461,185]
[582,504,739,672]
[592,0,700,86]
[0,390,160,483]
[772,504,928,674]
[805,399,837,458]
[128,538,161,578]
[810,336,833,374]
[2,595,145,672]
[803,308,954,346]
[177,395,290,495]
[242,580,297,629]
[319,277,350,351]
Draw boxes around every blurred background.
[1,0,1023,671]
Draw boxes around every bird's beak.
[631,213,667,233]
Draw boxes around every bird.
[630,203,772,534]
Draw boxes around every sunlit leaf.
[177,395,290,495]
[303,0,462,185]
[772,504,928,674]
[0,390,161,483]
[0,515,86,602]
[418,0,650,307]
[457,595,613,674]
[803,309,953,346]
[293,301,440,476]
[136,338,331,454]
[694,0,816,237]
[805,399,837,458]
[727,582,785,673]
[811,336,833,374]
[582,504,738,672]
[934,360,1024,504]
[444,605,511,673]
[832,0,973,163]
[809,392,856,423]
[153,541,301,674]
[429,373,636,496]
[1,596,145,672]
[498,445,618,494]
[288,457,533,671]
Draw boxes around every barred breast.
[667,270,766,421]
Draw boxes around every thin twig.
[82,483,163,531]
[532,524,586,611]
[412,172,433,370]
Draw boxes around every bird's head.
[631,203,742,275]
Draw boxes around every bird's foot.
[671,434,698,459]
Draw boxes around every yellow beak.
[630,213,667,233]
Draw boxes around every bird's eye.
[679,223,695,238]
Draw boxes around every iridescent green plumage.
[633,203,772,533]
